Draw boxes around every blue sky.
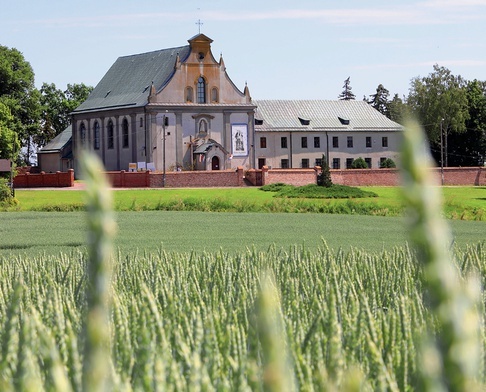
[1,0,486,101]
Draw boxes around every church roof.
[253,100,403,132]
[74,45,191,113]
[38,125,72,153]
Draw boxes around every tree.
[387,94,409,124]
[447,80,486,166]
[0,102,19,160]
[368,84,390,116]
[37,82,93,147]
[338,77,356,100]
[0,45,41,164]
[407,64,469,166]
[317,154,333,187]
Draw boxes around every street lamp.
[440,118,444,185]
[162,112,168,187]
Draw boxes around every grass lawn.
[0,210,484,258]
[9,186,485,220]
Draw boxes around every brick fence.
[329,167,485,186]
[13,166,484,188]
[13,169,74,188]
[103,167,245,188]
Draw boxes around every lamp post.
[440,118,444,185]
[162,113,167,187]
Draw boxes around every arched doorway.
[211,156,220,170]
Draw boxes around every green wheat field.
[1,125,485,389]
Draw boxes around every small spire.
[244,82,251,101]
[175,52,181,69]
[148,81,157,103]
[219,53,225,70]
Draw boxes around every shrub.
[351,157,368,169]
[259,182,291,192]
[317,154,333,187]
[275,184,377,199]
[0,179,17,207]
[380,158,396,168]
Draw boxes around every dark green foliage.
[380,158,397,168]
[259,183,290,192]
[274,184,377,199]
[317,154,333,187]
[351,157,368,169]
[0,179,16,206]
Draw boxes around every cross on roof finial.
[196,19,203,34]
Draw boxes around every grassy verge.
[4,186,485,220]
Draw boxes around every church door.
[211,156,220,170]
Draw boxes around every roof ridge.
[118,44,189,59]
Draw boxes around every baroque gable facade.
[71,34,255,174]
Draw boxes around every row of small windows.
[278,157,389,169]
[186,78,219,103]
[79,119,130,150]
[259,136,389,149]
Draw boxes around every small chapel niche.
[197,119,208,137]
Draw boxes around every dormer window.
[197,76,206,103]
[338,117,350,125]
[298,117,310,126]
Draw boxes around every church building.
[71,33,255,174]
[41,33,402,175]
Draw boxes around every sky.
[1,0,486,101]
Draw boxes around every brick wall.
[105,171,151,187]
[331,169,400,186]
[259,167,320,186]
[331,167,485,186]
[13,166,484,188]
[248,166,485,187]
[150,167,244,188]
[13,170,74,188]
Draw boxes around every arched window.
[122,118,129,148]
[186,86,193,102]
[80,123,86,146]
[107,120,114,149]
[94,121,100,150]
[211,87,218,103]
[197,76,206,103]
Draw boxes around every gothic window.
[197,76,206,103]
[211,87,218,103]
[186,86,194,102]
[107,120,114,149]
[94,121,100,150]
[80,123,86,146]
[122,118,129,148]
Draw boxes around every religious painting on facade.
[231,124,248,156]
